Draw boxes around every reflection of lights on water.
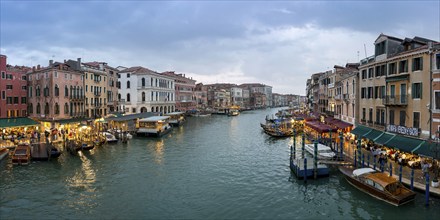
[153,140,164,164]
[66,151,96,192]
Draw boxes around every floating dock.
[290,157,329,179]
[31,143,49,161]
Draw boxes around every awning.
[334,120,353,129]
[374,133,395,145]
[384,135,425,153]
[351,125,372,137]
[106,112,158,122]
[54,117,91,125]
[363,129,383,141]
[412,142,440,160]
[0,117,40,128]
[305,121,337,133]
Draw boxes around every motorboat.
[12,143,31,165]
[137,116,172,137]
[165,112,186,126]
[101,132,118,143]
[339,166,416,206]
[305,143,336,160]
[228,110,240,116]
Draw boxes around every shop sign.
[386,124,419,137]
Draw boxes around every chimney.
[77,58,81,70]
[49,60,53,66]
[37,65,40,70]
[32,66,35,72]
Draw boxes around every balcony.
[383,95,408,106]
[94,92,101,96]
[334,94,341,100]
[343,94,349,102]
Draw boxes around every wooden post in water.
[301,133,305,158]
[410,168,414,190]
[399,164,403,183]
[314,141,318,179]
[354,148,357,167]
[339,132,344,160]
[425,173,430,206]
[329,130,332,150]
[357,137,362,168]
[304,157,307,183]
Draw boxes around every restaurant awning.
[106,112,158,122]
[373,132,395,145]
[351,125,372,137]
[412,142,440,160]
[384,135,425,153]
[54,117,91,125]
[363,129,383,141]
[334,120,353,129]
[305,121,337,133]
[0,117,40,128]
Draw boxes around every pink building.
[162,71,196,112]
[0,55,30,118]
[27,60,85,122]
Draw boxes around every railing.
[383,95,408,105]
[343,94,349,102]
[334,94,341,100]
[94,92,101,96]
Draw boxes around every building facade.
[0,55,29,118]
[118,66,176,114]
[162,71,196,112]
[27,61,85,121]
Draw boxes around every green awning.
[351,125,372,137]
[374,133,395,145]
[54,117,91,125]
[0,117,40,128]
[363,129,383,141]
[386,74,409,82]
[384,135,425,153]
[412,142,440,160]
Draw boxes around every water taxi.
[228,109,240,116]
[165,112,186,126]
[339,166,416,206]
[305,143,336,160]
[137,116,172,137]
[12,143,31,165]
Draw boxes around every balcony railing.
[383,95,408,106]
[334,94,341,100]
[94,92,101,96]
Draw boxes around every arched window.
[142,78,145,87]
[127,93,131,102]
[44,86,49,97]
[44,102,49,114]
[55,84,59,96]
[142,92,145,102]
[64,103,69,114]
[65,85,68,97]
[118,93,121,101]
[151,107,154,112]
[36,103,41,114]
[36,86,40,97]
[127,81,130,89]
[55,103,60,114]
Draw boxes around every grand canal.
[1,108,439,219]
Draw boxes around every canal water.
[1,108,439,219]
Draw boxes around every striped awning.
[0,117,40,128]
[351,125,372,137]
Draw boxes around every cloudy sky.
[1,1,439,95]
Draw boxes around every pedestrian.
[422,160,429,178]
[37,132,41,142]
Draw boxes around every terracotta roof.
[119,66,158,74]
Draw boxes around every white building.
[230,87,243,107]
[118,66,175,114]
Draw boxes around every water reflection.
[153,139,164,165]
[64,151,97,210]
